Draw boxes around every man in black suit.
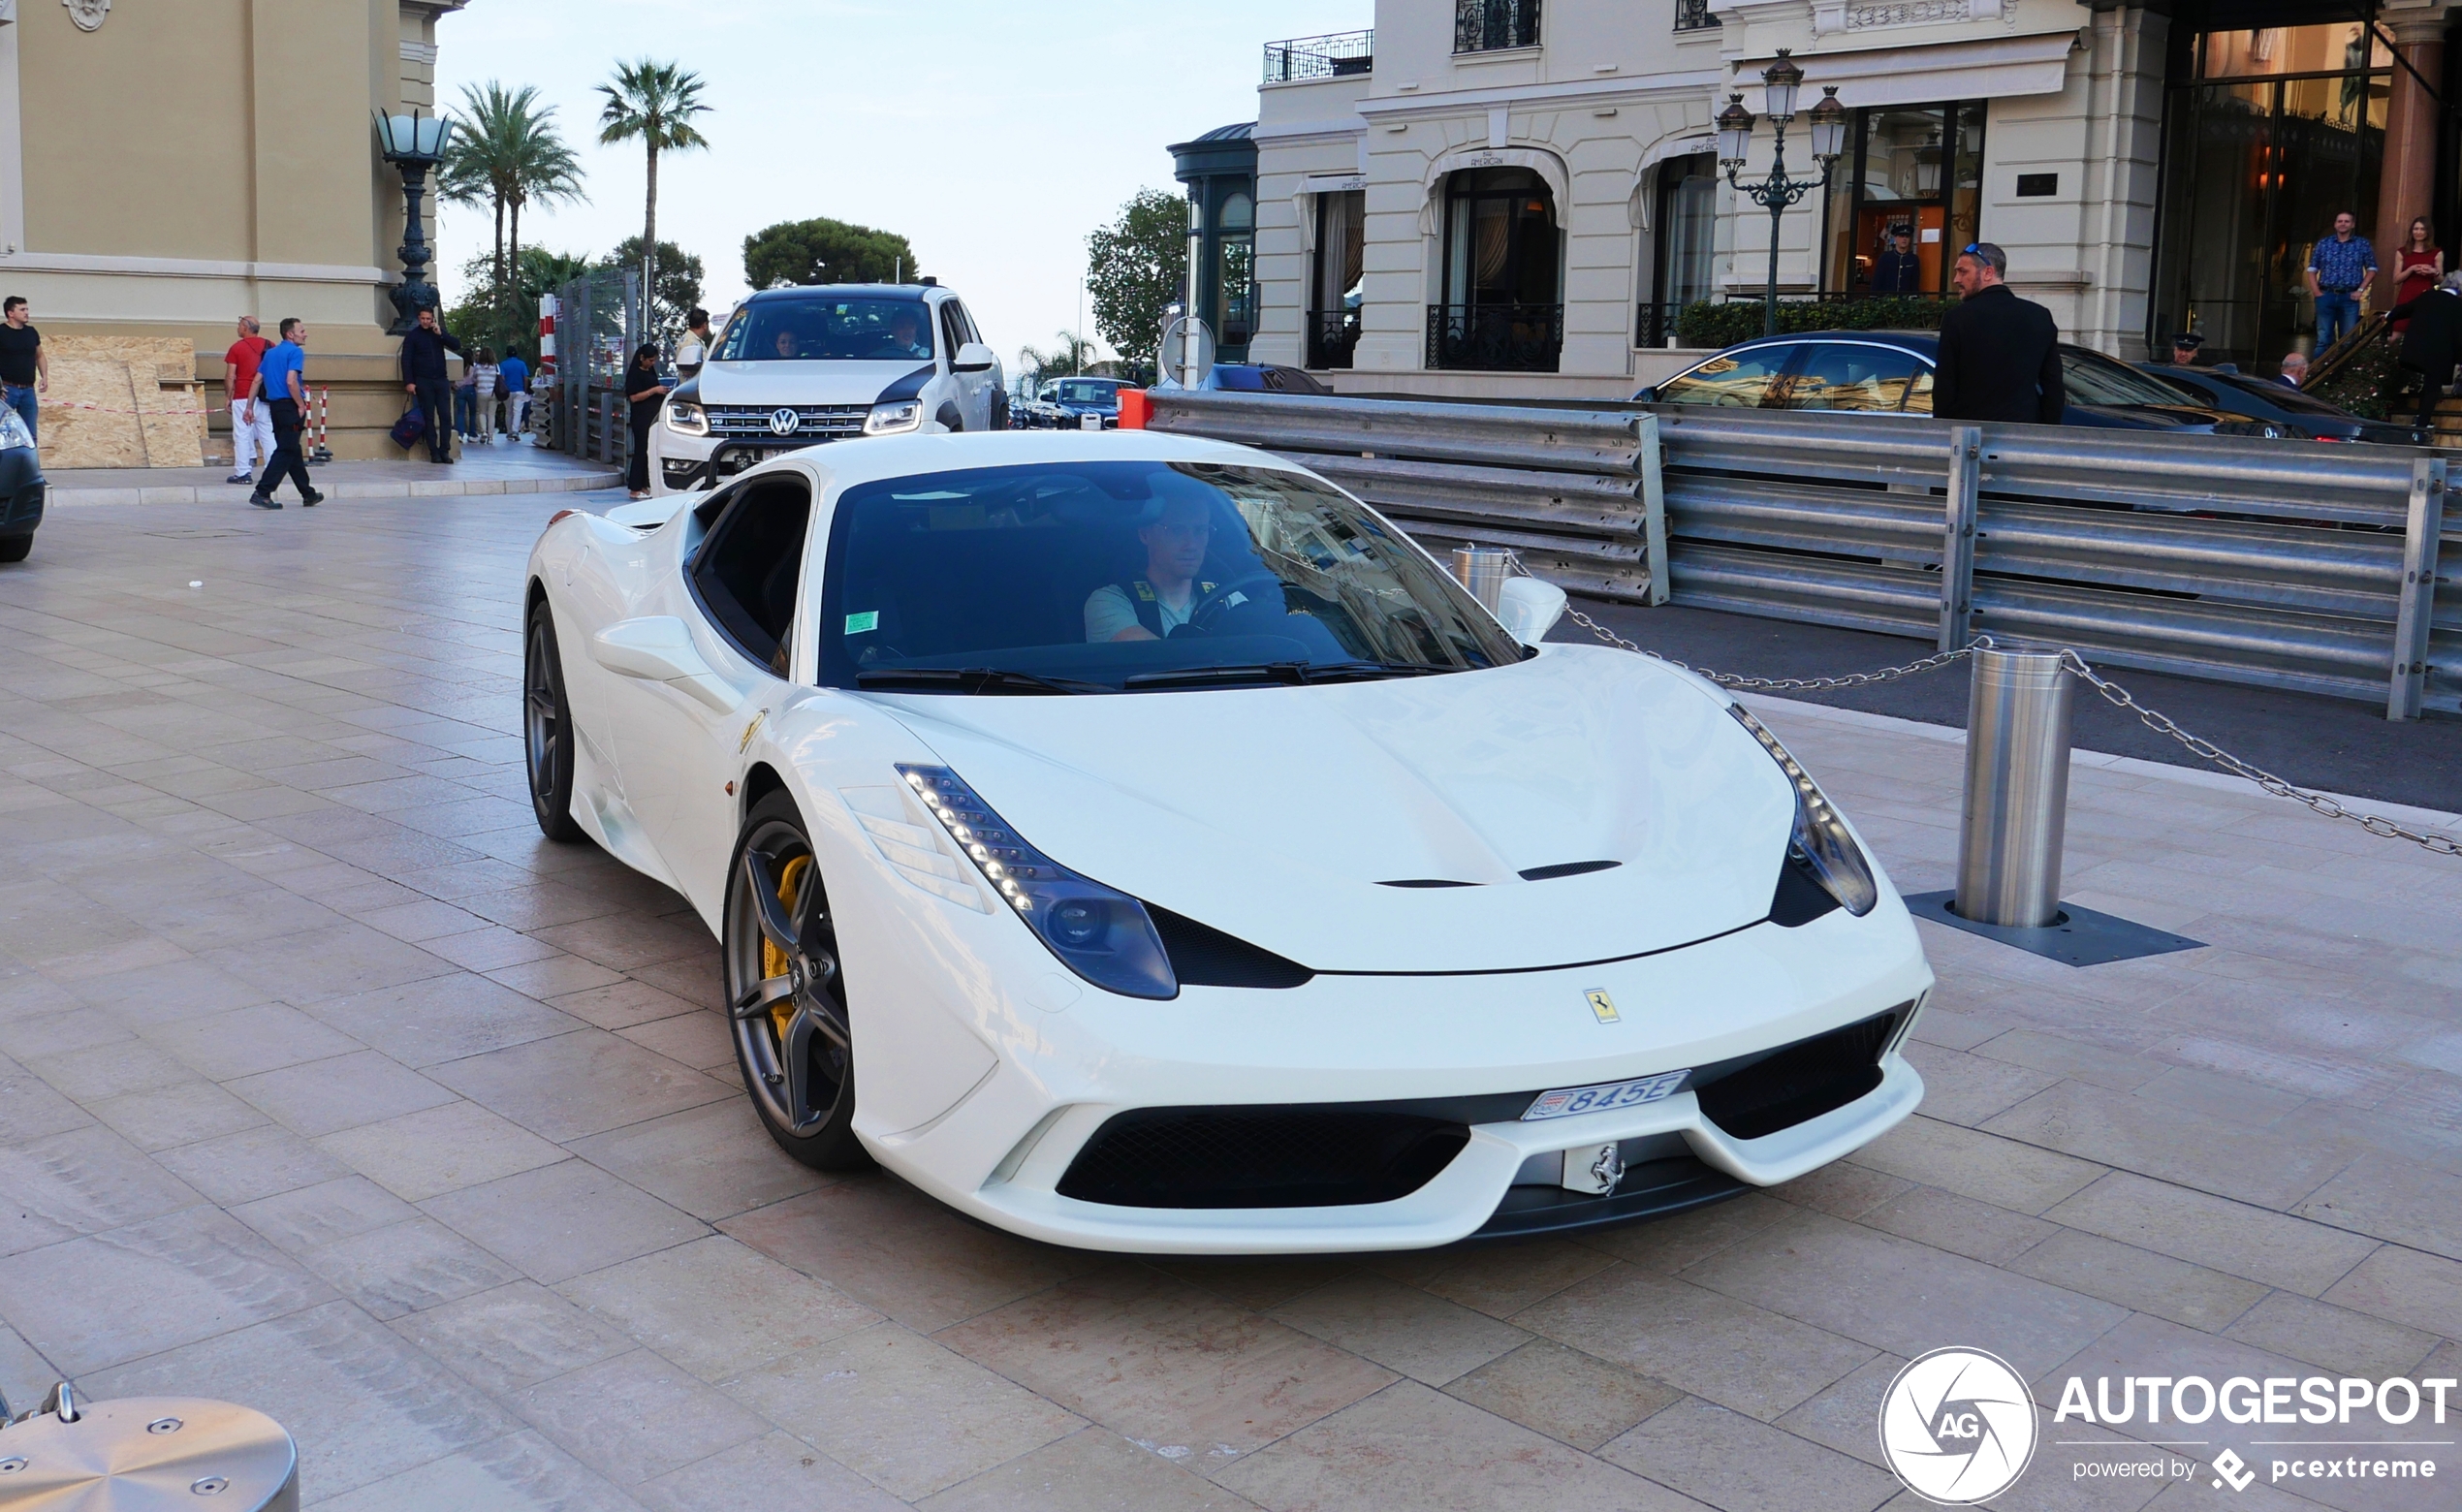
[2389,269,2462,427]
[1872,225,1921,293]
[1932,242,2065,425]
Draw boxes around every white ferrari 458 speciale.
[521,429,1932,1253]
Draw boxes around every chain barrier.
[1561,603,2462,859]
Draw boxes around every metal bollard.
[1954,645,2074,929]
[0,1384,298,1509]
[1451,546,1512,614]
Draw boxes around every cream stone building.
[0,0,467,462]
[1240,0,2453,398]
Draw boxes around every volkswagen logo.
[768,407,801,437]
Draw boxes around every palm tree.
[438,83,585,327]
[595,59,710,337]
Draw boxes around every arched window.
[1432,168,1562,370]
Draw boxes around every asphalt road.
[1551,597,2462,815]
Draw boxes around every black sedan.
[2137,364,2425,446]
[1634,331,2241,432]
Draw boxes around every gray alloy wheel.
[725,794,868,1171]
[522,599,584,842]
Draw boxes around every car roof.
[742,284,937,302]
[1723,331,1940,353]
[751,427,1281,495]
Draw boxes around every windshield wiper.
[1121,660,1459,690]
[854,667,1111,696]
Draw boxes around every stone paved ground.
[0,494,2455,1512]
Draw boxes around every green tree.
[437,82,585,329]
[742,216,919,289]
[1086,189,1187,371]
[595,59,711,333]
[1015,331,1101,389]
[604,236,704,347]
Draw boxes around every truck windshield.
[715,298,934,362]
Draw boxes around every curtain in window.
[1472,200,1512,291]
[1316,192,1365,309]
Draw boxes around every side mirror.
[953,341,996,374]
[589,616,742,712]
[1494,576,1568,646]
[1632,387,1659,404]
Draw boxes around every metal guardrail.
[1143,390,2457,720]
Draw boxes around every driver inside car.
[869,307,931,362]
[1084,491,1219,642]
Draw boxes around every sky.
[432,0,1373,363]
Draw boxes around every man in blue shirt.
[2307,211,2377,351]
[497,347,530,441]
[247,318,322,509]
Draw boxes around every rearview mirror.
[590,616,742,712]
[953,342,996,374]
[1495,577,1568,646]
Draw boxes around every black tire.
[522,597,585,842]
[0,534,29,563]
[725,794,869,1171]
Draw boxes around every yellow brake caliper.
[762,853,811,1045]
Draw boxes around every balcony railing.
[1309,309,1362,370]
[1455,0,1540,53]
[1673,0,1720,31]
[1264,30,1373,83]
[1427,303,1562,371]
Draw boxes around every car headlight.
[0,409,31,452]
[1728,706,1878,917]
[897,764,1178,998]
[664,400,707,437]
[865,400,922,435]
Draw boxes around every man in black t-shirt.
[0,296,46,440]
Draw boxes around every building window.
[1430,167,1562,370]
[1673,0,1720,32]
[1821,102,1986,299]
[2152,23,2389,367]
[1455,0,1540,53]
[1310,191,1366,368]
[1216,191,1255,351]
[1643,154,1718,346]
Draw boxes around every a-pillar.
[2373,13,2446,310]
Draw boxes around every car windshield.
[714,297,934,362]
[817,460,1523,691]
[2062,348,2200,408]
[1055,380,1118,403]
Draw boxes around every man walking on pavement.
[248,318,322,510]
[0,296,47,439]
[223,316,272,486]
[498,346,530,441]
[399,304,459,463]
[1932,242,2065,425]
[2306,210,2377,351]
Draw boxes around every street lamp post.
[1718,51,1848,339]
[373,110,456,335]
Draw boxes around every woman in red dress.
[2393,218,2442,332]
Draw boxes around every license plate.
[1521,1069,1690,1121]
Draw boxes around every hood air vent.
[1518,861,1621,881]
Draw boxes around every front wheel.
[0,534,29,563]
[725,794,868,1171]
[522,598,584,842]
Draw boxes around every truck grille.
[707,403,869,440]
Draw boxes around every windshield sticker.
[844,611,880,636]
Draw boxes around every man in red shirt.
[224,315,272,486]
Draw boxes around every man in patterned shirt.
[2306,211,2377,351]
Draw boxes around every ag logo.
[1878,1347,2037,1504]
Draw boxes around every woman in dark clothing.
[623,343,669,499]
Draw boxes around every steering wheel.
[1183,571,1285,635]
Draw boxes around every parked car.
[1045,376,1126,428]
[2137,363,2425,445]
[1153,362,1336,395]
[0,407,44,563]
[649,280,1003,494]
[1633,331,2238,432]
[521,427,1933,1250]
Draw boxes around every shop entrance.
[1821,103,1986,299]
[2152,22,2390,366]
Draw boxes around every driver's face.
[1140,501,1212,579]
[891,315,918,344]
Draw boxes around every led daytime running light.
[1728,706,1880,918]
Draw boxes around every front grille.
[1058,1105,1469,1208]
[708,403,868,440]
[1692,1007,1906,1141]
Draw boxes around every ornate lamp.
[1808,87,1849,167]
[1914,129,1943,198]
[374,110,456,334]
[1762,49,1805,124]
[1721,60,1847,337]
[1717,94,1755,170]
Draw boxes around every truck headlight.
[0,409,31,452]
[865,400,922,435]
[664,401,707,437]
